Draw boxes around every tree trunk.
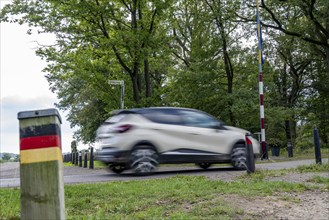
[221,27,235,126]
[144,58,151,98]
[132,74,140,104]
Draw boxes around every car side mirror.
[212,122,223,130]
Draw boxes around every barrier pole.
[18,109,65,220]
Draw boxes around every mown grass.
[64,160,107,169]
[1,162,328,219]
[238,161,329,181]
[0,175,311,219]
[308,175,329,190]
[294,162,329,173]
[267,147,329,161]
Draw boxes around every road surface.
[1,159,327,188]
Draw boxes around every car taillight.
[113,124,133,133]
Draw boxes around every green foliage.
[0,187,20,219]
[1,0,328,146]
[309,176,329,187]
[294,162,329,173]
[1,153,12,161]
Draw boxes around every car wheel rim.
[231,147,247,169]
[130,148,158,174]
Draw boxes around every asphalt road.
[1,159,327,188]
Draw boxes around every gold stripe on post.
[20,147,62,164]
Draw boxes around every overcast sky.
[1,2,79,154]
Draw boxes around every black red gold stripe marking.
[20,124,61,138]
[20,147,62,164]
[20,135,61,150]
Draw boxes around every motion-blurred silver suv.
[95,107,260,174]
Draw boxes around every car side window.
[140,109,183,125]
[179,110,219,128]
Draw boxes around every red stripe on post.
[260,94,264,105]
[20,135,61,150]
[259,73,263,81]
[261,118,265,129]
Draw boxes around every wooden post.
[18,109,66,220]
[79,151,82,167]
[89,147,94,169]
[83,150,88,168]
[75,152,79,166]
[313,127,322,164]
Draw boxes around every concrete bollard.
[18,108,65,220]
[245,133,255,173]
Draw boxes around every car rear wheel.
[109,164,126,174]
[231,144,247,170]
[130,148,158,175]
[197,162,212,169]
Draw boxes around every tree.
[1,0,173,143]
[2,153,12,161]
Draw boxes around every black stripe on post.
[20,124,61,138]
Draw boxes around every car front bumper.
[95,147,130,164]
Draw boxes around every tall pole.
[257,0,268,159]
[109,80,124,109]
[121,80,124,109]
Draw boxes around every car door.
[178,109,238,155]
[139,109,197,153]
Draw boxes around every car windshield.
[140,109,183,125]
[179,110,220,128]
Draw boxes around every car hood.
[225,126,250,135]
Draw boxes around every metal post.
[121,80,124,109]
[313,127,322,164]
[18,109,65,219]
[109,80,124,109]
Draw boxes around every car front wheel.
[231,144,247,170]
[130,148,158,175]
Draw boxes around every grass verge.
[0,176,311,220]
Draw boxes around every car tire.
[197,162,212,169]
[130,148,158,175]
[231,144,247,170]
[109,164,126,174]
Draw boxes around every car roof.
[111,107,201,115]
